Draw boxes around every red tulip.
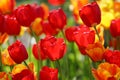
[15,4,36,27]
[42,21,59,35]
[12,69,35,80]
[40,66,58,80]
[32,41,47,60]
[31,4,45,19]
[4,14,21,35]
[65,26,80,42]
[110,18,120,37]
[48,0,65,6]
[48,8,67,30]
[0,12,5,33]
[104,49,120,67]
[8,40,28,64]
[41,35,66,61]
[79,2,101,27]
[74,25,95,54]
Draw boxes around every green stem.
[29,27,41,80]
[0,45,2,71]
[85,56,93,80]
[94,26,101,41]
[56,60,64,80]
[61,30,69,80]
[24,61,30,70]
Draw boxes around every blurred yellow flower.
[0,0,16,14]
[2,49,16,66]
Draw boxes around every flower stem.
[56,60,64,80]
[94,26,101,41]
[29,27,41,80]
[0,45,2,71]
[24,61,30,70]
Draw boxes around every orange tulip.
[31,18,43,36]
[0,33,8,45]
[85,42,105,62]
[0,0,16,14]
[92,62,120,80]
[2,49,16,66]
[0,72,9,80]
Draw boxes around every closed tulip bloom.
[12,69,35,80]
[32,41,47,60]
[79,2,101,27]
[41,35,66,61]
[110,18,120,37]
[104,49,120,67]
[0,72,9,80]
[4,15,21,35]
[48,0,65,6]
[15,4,36,27]
[40,66,58,80]
[48,8,67,30]
[8,40,28,64]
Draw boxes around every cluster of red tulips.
[1,0,120,80]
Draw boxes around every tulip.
[48,8,67,30]
[92,62,120,80]
[15,4,36,27]
[48,0,65,6]
[85,42,105,62]
[8,40,28,64]
[0,12,5,33]
[40,66,58,80]
[41,35,66,61]
[65,26,80,42]
[79,2,101,27]
[74,25,95,54]
[32,41,47,60]
[0,0,16,14]
[42,21,59,35]
[110,18,120,37]
[104,49,120,67]
[0,72,9,80]
[12,69,35,80]
[4,14,21,35]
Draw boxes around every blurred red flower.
[41,35,66,61]
[12,69,35,80]
[4,14,21,35]
[79,2,101,27]
[104,49,120,67]
[110,18,120,37]
[48,8,67,30]
[15,4,36,27]
[32,41,47,60]
[40,66,58,80]
[48,0,65,6]
[8,40,28,64]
